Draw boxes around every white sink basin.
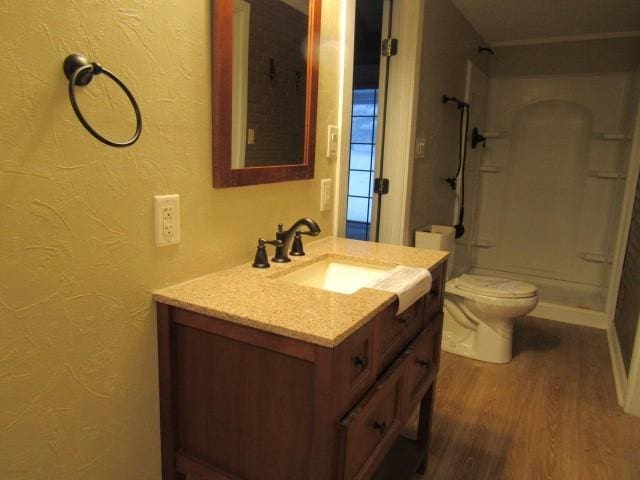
[278,258,393,294]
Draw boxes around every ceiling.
[451,0,640,45]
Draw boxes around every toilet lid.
[455,274,537,299]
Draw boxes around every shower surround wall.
[470,38,640,313]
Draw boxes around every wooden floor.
[409,317,640,480]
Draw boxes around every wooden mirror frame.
[212,0,322,188]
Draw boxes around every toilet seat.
[451,274,537,299]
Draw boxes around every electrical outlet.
[320,178,332,212]
[154,194,181,246]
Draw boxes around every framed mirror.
[212,0,322,188]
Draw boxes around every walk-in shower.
[461,63,640,326]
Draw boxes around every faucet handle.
[290,231,305,256]
[290,230,318,256]
[252,238,283,268]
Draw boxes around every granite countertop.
[152,236,448,347]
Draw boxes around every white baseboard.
[532,301,608,329]
[607,323,628,407]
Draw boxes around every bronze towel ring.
[63,53,142,148]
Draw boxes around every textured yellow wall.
[0,1,341,478]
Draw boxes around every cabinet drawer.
[376,297,425,371]
[405,314,442,408]
[334,322,376,414]
[424,262,446,322]
[340,362,405,480]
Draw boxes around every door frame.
[625,316,640,415]
[333,0,355,238]
[606,82,640,413]
[334,0,425,246]
[606,93,640,322]
[368,0,392,243]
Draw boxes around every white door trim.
[377,0,424,246]
[624,313,640,416]
[368,0,391,242]
[333,0,355,237]
[605,79,640,410]
[606,92,640,323]
[620,87,640,415]
[607,322,629,406]
[335,0,425,246]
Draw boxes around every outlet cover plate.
[154,194,181,246]
[320,178,332,212]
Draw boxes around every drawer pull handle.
[372,420,387,434]
[416,359,431,368]
[353,355,369,369]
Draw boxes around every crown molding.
[492,30,640,47]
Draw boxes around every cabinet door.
[174,322,315,480]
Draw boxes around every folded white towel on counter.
[366,266,432,314]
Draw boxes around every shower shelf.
[482,131,508,138]
[593,133,630,141]
[479,165,502,173]
[579,252,611,264]
[587,170,626,180]
[471,239,494,248]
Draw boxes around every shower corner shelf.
[593,132,630,141]
[587,170,627,180]
[482,131,508,139]
[479,165,502,173]
[472,239,494,248]
[579,252,611,264]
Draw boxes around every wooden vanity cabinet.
[157,261,446,480]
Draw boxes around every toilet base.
[442,303,515,364]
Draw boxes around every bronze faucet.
[272,218,321,263]
[252,238,283,269]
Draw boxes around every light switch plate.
[327,125,339,159]
[154,194,181,246]
[320,178,332,212]
[415,138,426,159]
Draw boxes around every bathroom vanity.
[154,237,447,480]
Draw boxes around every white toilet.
[416,226,538,364]
[443,274,537,363]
